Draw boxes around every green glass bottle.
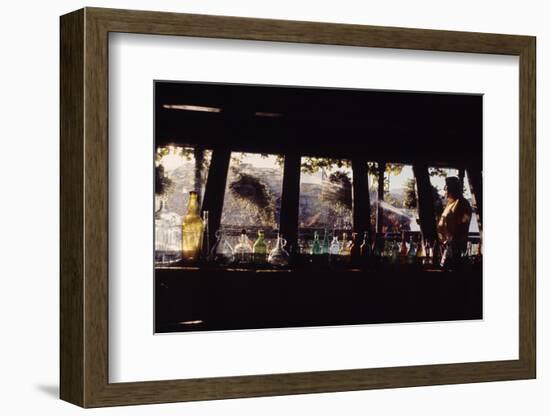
[311,231,322,255]
[321,229,330,254]
[252,230,268,265]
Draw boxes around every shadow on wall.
[34,384,58,399]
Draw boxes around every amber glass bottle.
[181,191,204,262]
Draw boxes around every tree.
[300,157,350,174]
[403,178,418,209]
[228,169,276,226]
[321,171,352,211]
[155,145,211,199]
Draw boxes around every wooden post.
[201,148,231,246]
[413,164,437,242]
[377,162,385,233]
[466,167,483,230]
[279,152,301,254]
[351,157,370,236]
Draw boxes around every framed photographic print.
[60,7,536,408]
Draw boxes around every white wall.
[0,0,545,414]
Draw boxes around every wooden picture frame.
[60,7,536,408]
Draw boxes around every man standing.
[437,176,472,268]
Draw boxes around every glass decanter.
[210,230,235,266]
[329,235,340,255]
[234,229,253,265]
[267,232,290,267]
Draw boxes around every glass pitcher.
[268,233,290,267]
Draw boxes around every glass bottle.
[416,236,426,260]
[155,198,170,263]
[234,229,253,265]
[268,233,290,267]
[252,230,268,265]
[181,191,203,263]
[422,241,432,265]
[382,236,391,258]
[349,232,360,260]
[321,229,330,255]
[200,210,210,262]
[210,230,234,266]
[311,231,322,255]
[407,235,417,264]
[391,239,400,263]
[373,233,383,259]
[299,238,308,257]
[359,231,371,257]
[339,233,351,256]
[329,235,340,256]
[399,231,409,258]
[155,198,181,263]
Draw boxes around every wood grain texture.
[518,38,536,375]
[59,7,536,408]
[59,8,84,407]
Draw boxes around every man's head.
[444,176,461,199]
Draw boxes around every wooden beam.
[201,148,231,246]
[377,162,385,233]
[466,167,483,229]
[279,152,301,253]
[352,158,370,235]
[413,164,437,242]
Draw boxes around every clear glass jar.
[154,197,182,264]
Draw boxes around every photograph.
[154,81,483,333]
[54,5,537,410]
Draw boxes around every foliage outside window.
[155,145,212,214]
[381,163,420,233]
[298,157,353,239]
[220,152,285,247]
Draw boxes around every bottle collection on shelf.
[155,191,482,268]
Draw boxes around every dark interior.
[154,81,483,333]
